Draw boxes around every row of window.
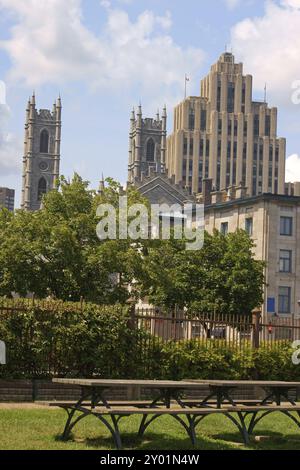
[189,112,272,142]
[220,218,253,237]
[220,216,294,238]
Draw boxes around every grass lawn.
[0,408,300,450]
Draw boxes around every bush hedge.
[0,299,299,381]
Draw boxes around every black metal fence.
[133,308,300,350]
[0,298,299,379]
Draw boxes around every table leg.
[201,386,237,408]
[262,387,297,406]
[62,388,91,439]
[61,386,110,440]
[138,388,186,439]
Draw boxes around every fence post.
[127,299,136,330]
[252,308,262,349]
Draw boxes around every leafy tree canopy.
[0,175,265,315]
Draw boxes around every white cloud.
[230,1,300,105]
[282,0,300,8]
[0,0,204,96]
[224,0,241,10]
[286,154,300,183]
[0,103,21,177]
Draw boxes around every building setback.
[0,187,15,212]
[166,52,286,197]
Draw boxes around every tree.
[0,175,265,314]
[137,230,265,316]
[0,175,144,303]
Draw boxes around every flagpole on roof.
[184,74,190,99]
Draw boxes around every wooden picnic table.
[186,380,300,408]
[51,379,300,448]
[52,379,211,447]
[53,379,206,409]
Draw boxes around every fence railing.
[133,308,300,349]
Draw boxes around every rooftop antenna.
[184,74,190,99]
[264,83,267,103]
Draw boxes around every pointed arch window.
[40,129,49,153]
[37,177,47,201]
[146,139,155,162]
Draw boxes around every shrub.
[0,298,299,381]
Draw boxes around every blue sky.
[0,0,300,207]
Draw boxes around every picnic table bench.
[50,379,300,449]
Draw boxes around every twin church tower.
[21,93,62,211]
[21,52,286,210]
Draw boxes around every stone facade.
[204,191,300,320]
[133,172,194,206]
[166,53,286,197]
[21,94,62,211]
[128,105,167,184]
[0,187,15,211]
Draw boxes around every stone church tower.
[128,105,167,184]
[21,94,62,211]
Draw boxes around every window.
[189,109,195,130]
[278,287,291,314]
[146,139,155,162]
[200,110,207,131]
[183,138,188,156]
[40,129,49,153]
[280,250,292,273]
[280,216,293,236]
[265,115,271,137]
[220,222,228,236]
[182,159,187,179]
[234,120,238,137]
[189,138,194,156]
[242,84,246,104]
[206,139,210,157]
[37,177,47,201]
[245,218,253,236]
[199,139,204,157]
[218,119,222,134]
[228,120,232,135]
[217,84,221,111]
[227,82,235,113]
[254,115,259,137]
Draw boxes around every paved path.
[0,403,52,409]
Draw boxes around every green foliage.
[0,298,299,382]
[0,175,144,303]
[254,344,300,381]
[0,299,145,379]
[0,174,264,315]
[139,230,265,315]
[159,341,253,381]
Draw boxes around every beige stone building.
[0,187,15,212]
[203,186,300,320]
[127,52,300,322]
[166,52,286,197]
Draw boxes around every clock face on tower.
[39,161,48,171]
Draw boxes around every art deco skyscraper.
[166,53,286,196]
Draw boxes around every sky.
[0,0,300,208]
